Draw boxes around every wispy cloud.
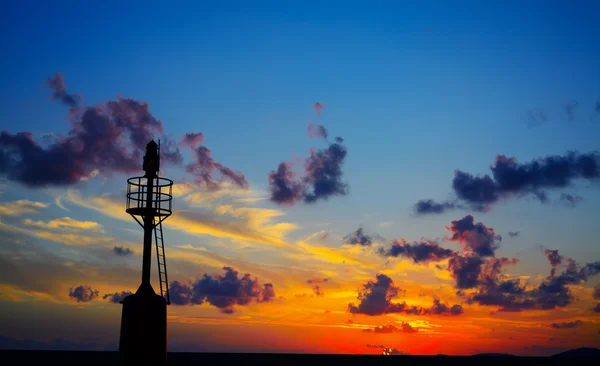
[64,189,299,251]
[22,217,103,232]
[0,200,49,216]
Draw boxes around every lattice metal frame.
[125,176,173,228]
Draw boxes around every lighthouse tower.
[119,140,174,365]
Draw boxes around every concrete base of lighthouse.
[119,283,167,365]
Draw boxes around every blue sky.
[1,1,599,354]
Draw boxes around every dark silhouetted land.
[2,348,599,365]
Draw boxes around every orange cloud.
[22,216,102,232]
[0,199,49,216]
[65,189,299,251]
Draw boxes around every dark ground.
[3,350,600,366]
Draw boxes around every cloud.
[68,285,99,303]
[594,304,600,313]
[182,135,248,189]
[508,231,520,238]
[47,73,82,108]
[269,124,348,206]
[1,73,247,190]
[180,132,205,148]
[307,122,328,139]
[594,285,600,300]
[347,273,463,316]
[0,200,49,216]
[527,108,549,127]
[563,101,578,122]
[268,162,306,206]
[399,322,417,333]
[343,227,376,246]
[34,231,116,248]
[445,215,502,257]
[313,102,324,116]
[378,239,455,263]
[413,199,462,215]
[559,193,583,208]
[0,73,184,187]
[0,227,141,300]
[464,247,600,312]
[169,266,275,313]
[415,151,599,213]
[364,323,417,334]
[103,291,133,303]
[377,221,394,228]
[113,246,133,256]
[64,190,298,251]
[54,196,69,211]
[551,320,583,329]
[306,278,329,296]
[302,137,348,204]
[544,248,563,267]
[183,182,265,207]
[347,274,405,315]
[294,232,378,268]
[22,217,101,232]
[456,152,598,207]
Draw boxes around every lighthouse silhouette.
[119,140,174,365]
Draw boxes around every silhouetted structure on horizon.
[119,140,174,365]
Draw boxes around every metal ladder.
[154,218,170,304]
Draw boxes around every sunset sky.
[1,0,600,356]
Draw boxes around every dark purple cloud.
[348,274,404,316]
[508,231,520,238]
[544,249,563,267]
[103,291,133,303]
[268,162,305,206]
[413,199,462,215]
[169,267,274,313]
[457,152,599,207]
[394,215,599,312]
[68,285,99,303]
[593,303,600,313]
[183,139,248,189]
[551,320,583,329]
[269,126,348,206]
[445,215,502,257]
[427,297,464,315]
[347,274,463,316]
[594,285,600,300]
[47,73,82,108]
[0,73,182,187]
[544,248,563,278]
[378,239,455,264]
[415,151,600,214]
[302,138,348,203]
[113,246,133,256]
[343,228,376,246]
[466,250,600,312]
[1,73,247,189]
